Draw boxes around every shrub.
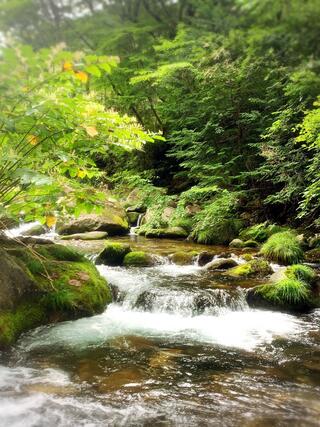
[191,190,242,245]
[261,231,304,265]
[240,222,287,243]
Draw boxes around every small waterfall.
[129,213,144,236]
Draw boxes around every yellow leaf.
[46,215,57,228]
[27,134,39,145]
[77,169,86,179]
[83,125,98,137]
[75,71,88,83]
[63,61,73,71]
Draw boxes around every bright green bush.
[257,278,311,306]
[285,264,316,283]
[261,231,304,265]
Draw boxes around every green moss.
[240,223,288,243]
[256,278,311,306]
[242,253,254,262]
[96,242,131,265]
[169,251,198,265]
[285,264,316,284]
[228,259,272,278]
[0,244,112,347]
[0,301,46,347]
[261,231,304,265]
[123,251,154,267]
[243,240,260,248]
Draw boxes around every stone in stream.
[57,200,129,236]
[22,223,47,236]
[0,240,112,348]
[205,258,238,270]
[169,251,199,265]
[226,259,273,278]
[197,251,215,266]
[124,251,155,267]
[144,227,188,239]
[60,231,108,241]
[96,242,132,266]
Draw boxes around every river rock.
[60,231,108,241]
[124,251,155,267]
[305,248,320,263]
[205,258,238,270]
[0,241,111,348]
[161,207,176,223]
[21,223,47,236]
[57,200,129,236]
[169,251,198,265]
[197,251,215,266]
[229,239,244,248]
[96,242,132,266]
[145,227,188,239]
[227,259,273,278]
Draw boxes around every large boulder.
[57,200,129,236]
[0,240,111,348]
[169,251,198,265]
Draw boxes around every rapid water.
[1,239,320,426]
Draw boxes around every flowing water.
[1,237,320,426]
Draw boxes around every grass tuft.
[261,231,303,265]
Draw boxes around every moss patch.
[0,243,111,348]
[285,264,316,284]
[96,242,131,266]
[228,259,272,278]
[124,251,154,267]
[169,251,198,265]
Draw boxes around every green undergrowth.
[261,231,304,265]
[239,222,288,243]
[285,264,316,283]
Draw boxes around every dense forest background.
[1,0,320,242]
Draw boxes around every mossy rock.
[242,253,254,262]
[229,239,244,248]
[304,248,320,263]
[0,242,111,348]
[123,251,154,267]
[23,223,47,236]
[197,251,215,266]
[145,227,188,239]
[96,242,131,266]
[227,259,273,278]
[58,200,129,236]
[260,231,304,265]
[247,263,318,312]
[169,251,198,265]
[60,231,108,241]
[205,258,238,270]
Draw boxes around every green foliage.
[191,190,242,245]
[256,278,311,306]
[261,231,304,265]
[285,264,316,284]
[239,223,287,243]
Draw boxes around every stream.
[1,236,320,426]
